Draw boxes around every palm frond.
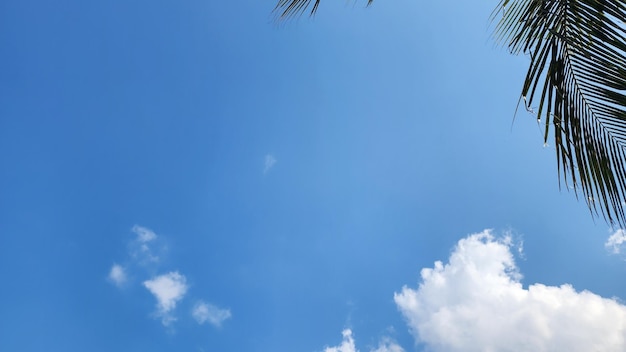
[493,0,626,226]
[273,0,374,19]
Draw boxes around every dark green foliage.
[273,0,373,19]
[274,0,626,226]
[493,0,626,225]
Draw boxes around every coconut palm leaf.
[273,0,373,19]
[275,0,626,225]
[493,0,626,225]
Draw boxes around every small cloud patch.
[606,228,626,254]
[133,225,157,243]
[108,263,127,288]
[130,225,163,264]
[263,154,277,174]
[324,329,357,352]
[143,271,188,326]
[192,301,232,328]
[322,330,404,352]
[371,337,405,352]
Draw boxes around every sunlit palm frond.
[493,0,626,226]
[273,0,373,19]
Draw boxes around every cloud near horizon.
[322,329,404,352]
[192,301,232,328]
[143,271,189,326]
[395,230,626,351]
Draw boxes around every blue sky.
[3,0,626,351]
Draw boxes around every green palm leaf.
[273,0,373,19]
[275,0,626,225]
[493,0,626,225]
[274,0,320,19]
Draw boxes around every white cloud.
[263,154,277,174]
[324,329,357,352]
[131,225,162,264]
[192,301,232,328]
[108,263,127,287]
[133,225,157,243]
[143,272,188,326]
[370,337,405,352]
[322,330,404,352]
[606,228,626,254]
[395,230,626,352]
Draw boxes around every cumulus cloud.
[143,272,188,326]
[322,330,404,352]
[263,154,277,174]
[192,301,232,328]
[324,329,357,352]
[606,228,626,254]
[110,226,232,330]
[108,263,127,287]
[394,230,626,352]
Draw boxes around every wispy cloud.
[107,263,127,288]
[143,271,188,326]
[133,225,157,243]
[107,225,163,289]
[370,337,405,352]
[263,154,277,174]
[395,230,626,351]
[131,225,162,264]
[323,330,404,352]
[192,301,232,328]
[605,228,626,254]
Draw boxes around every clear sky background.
[3,0,626,351]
